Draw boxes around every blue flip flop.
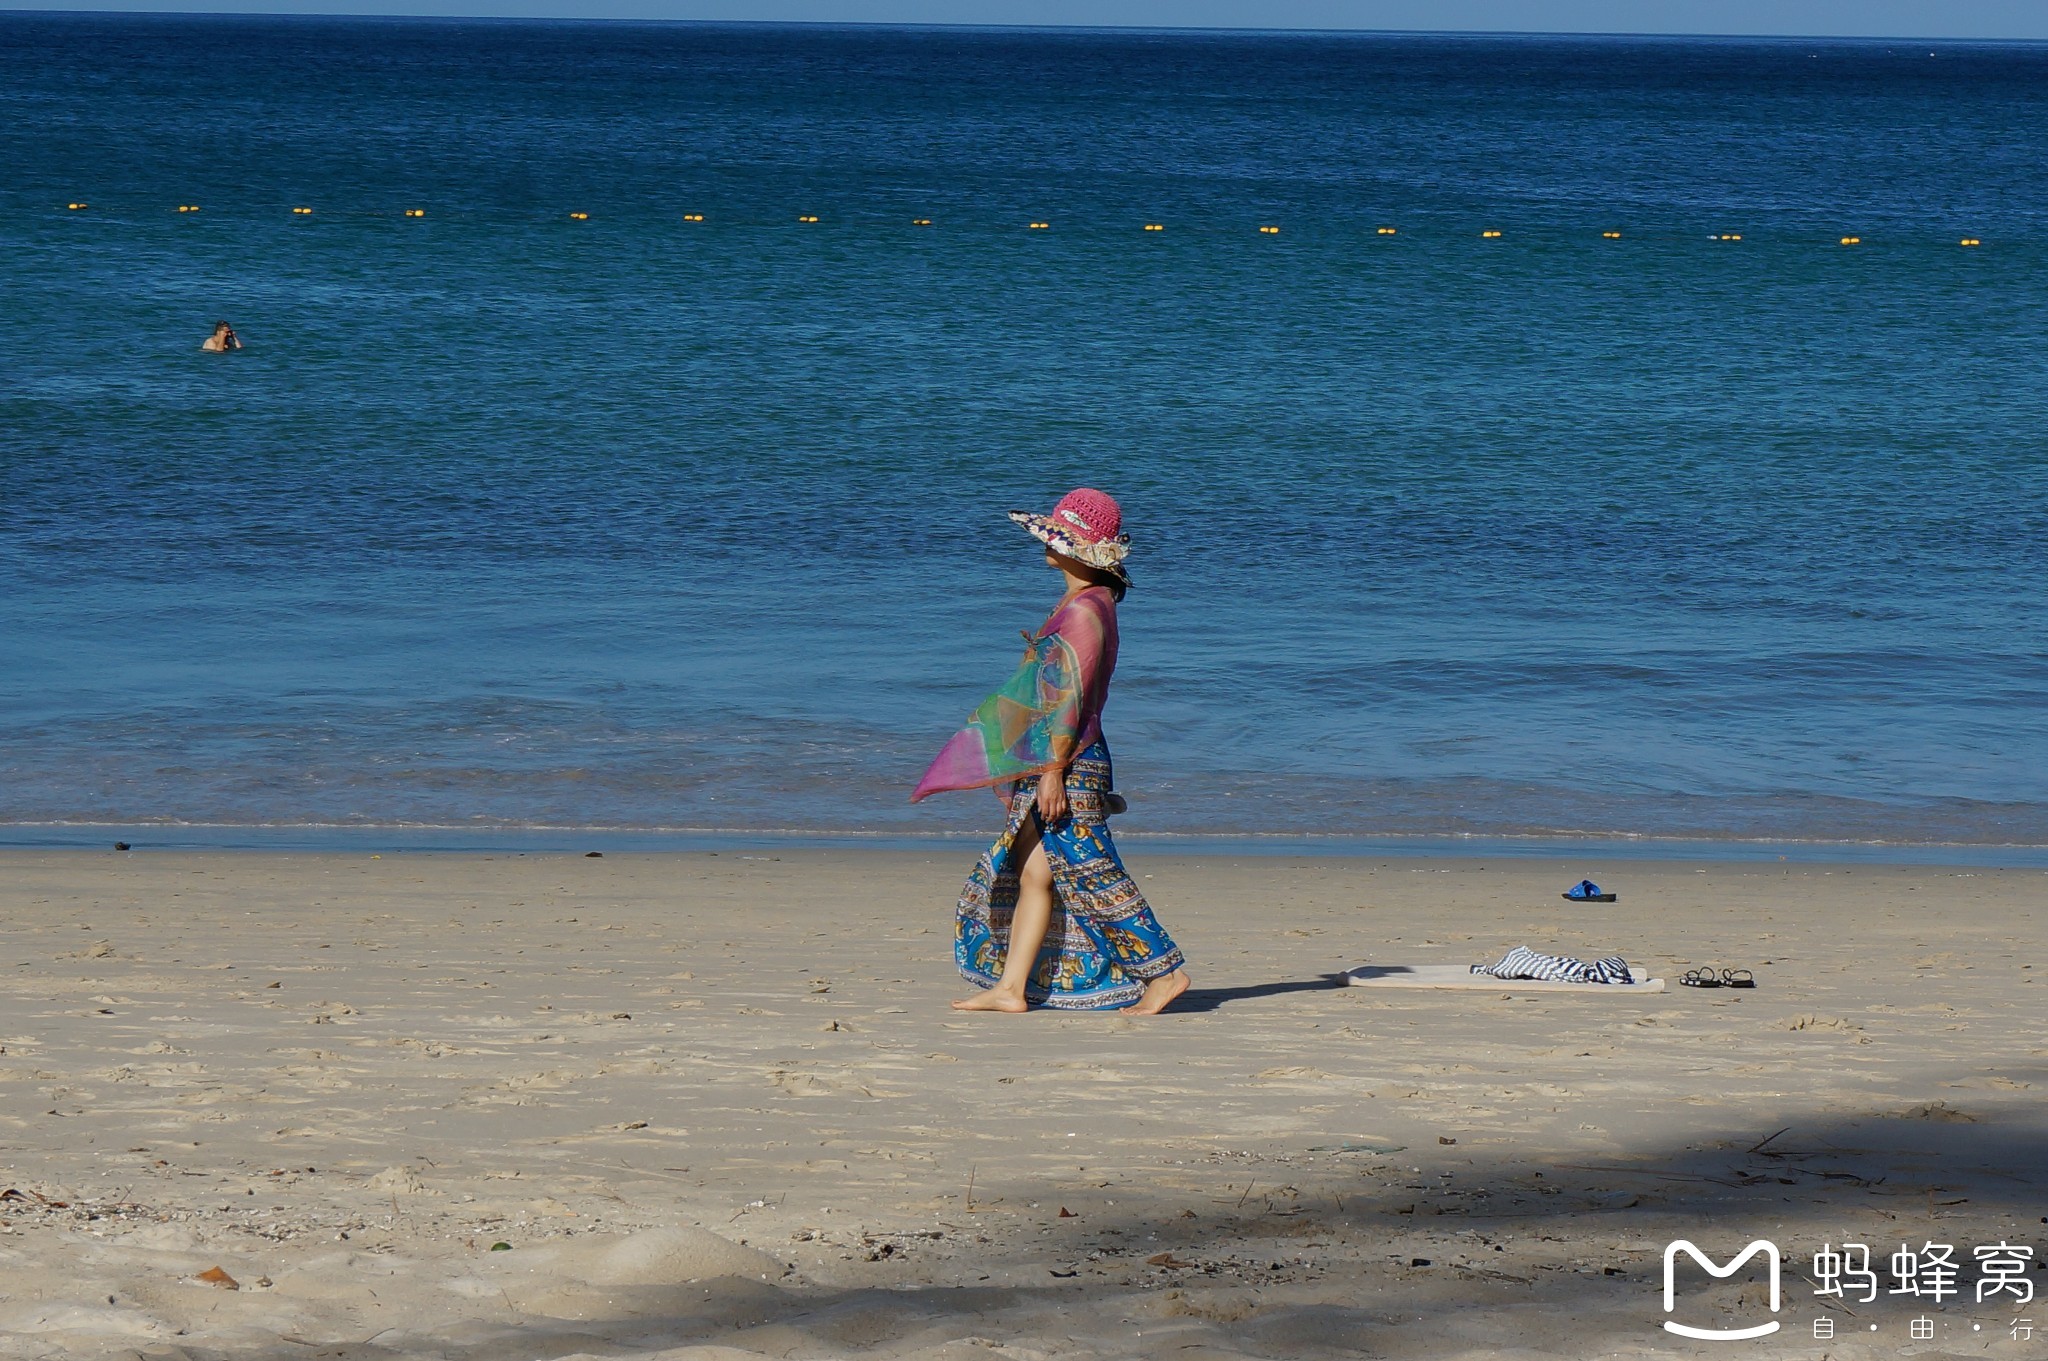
[1563,879,1618,903]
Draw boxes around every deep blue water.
[3,15,2046,846]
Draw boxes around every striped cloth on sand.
[1472,946,1635,985]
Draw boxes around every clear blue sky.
[7,0,2047,39]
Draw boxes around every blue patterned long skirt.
[955,739,1185,1009]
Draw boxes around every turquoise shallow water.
[3,16,2046,845]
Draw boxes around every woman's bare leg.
[953,817,1053,1013]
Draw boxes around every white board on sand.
[1344,963,1666,994]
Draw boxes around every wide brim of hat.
[1009,510,1132,588]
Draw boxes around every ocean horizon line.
[8,12,2048,48]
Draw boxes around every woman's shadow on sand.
[1170,974,1349,1013]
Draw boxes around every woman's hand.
[1035,768,1069,825]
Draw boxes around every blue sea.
[3,14,2046,852]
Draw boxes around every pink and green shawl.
[912,587,1119,802]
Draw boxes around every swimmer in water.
[201,321,241,352]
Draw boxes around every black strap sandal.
[1681,968,1722,988]
[1720,968,1756,989]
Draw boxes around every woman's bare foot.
[1128,969,1190,1015]
[951,989,1029,1013]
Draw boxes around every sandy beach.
[0,847,2041,1360]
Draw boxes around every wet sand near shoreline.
[0,849,2041,1360]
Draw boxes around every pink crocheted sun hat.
[1009,487,1132,588]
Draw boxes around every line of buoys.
[38,205,2002,251]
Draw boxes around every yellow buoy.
[1602,230,1622,239]
[1028,221,1049,229]
[797,214,820,223]
[1960,237,1982,247]
[569,211,589,220]
[1481,229,1502,238]
[177,204,200,213]
[293,206,313,215]
[1377,227,1397,235]
[1258,225,1280,234]
[1839,235,1861,245]
[1142,223,1163,231]
[404,208,425,218]
[683,213,705,222]
[67,202,88,210]
[912,218,932,226]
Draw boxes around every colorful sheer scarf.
[911,587,1118,802]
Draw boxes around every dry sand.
[0,848,2041,1361]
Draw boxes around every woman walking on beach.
[912,489,1189,1015]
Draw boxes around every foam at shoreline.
[7,821,2048,865]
